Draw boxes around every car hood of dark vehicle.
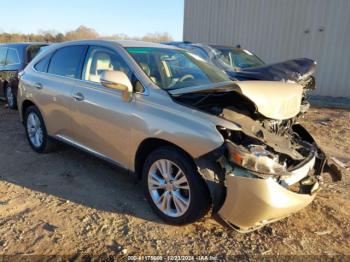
[227,58,316,82]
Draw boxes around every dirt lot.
[0,100,349,259]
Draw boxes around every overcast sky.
[0,0,184,40]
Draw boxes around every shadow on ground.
[0,101,162,224]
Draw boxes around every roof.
[162,41,193,46]
[1,40,179,51]
[209,44,241,51]
[114,40,178,48]
[0,42,48,47]
[54,39,179,49]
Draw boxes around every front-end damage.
[216,125,325,232]
[195,123,326,232]
[172,81,341,232]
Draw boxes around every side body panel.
[71,81,134,169]
[19,71,76,139]
[127,88,240,172]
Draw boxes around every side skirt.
[54,134,129,171]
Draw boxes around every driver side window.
[83,46,131,84]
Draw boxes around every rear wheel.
[142,146,211,224]
[24,106,56,153]
[5,85,17,109]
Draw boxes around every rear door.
[71,45,134,168]
[26,45,87,139]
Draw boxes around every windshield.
[216,48,265,69]
[126,47,230,90]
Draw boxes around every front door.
[71,46,134,168]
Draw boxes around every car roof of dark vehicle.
[0,42,49,48]
[162,41,193,45]
[209,44,242,51]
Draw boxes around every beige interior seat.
[139,62,158,84]
[89,52,113,82]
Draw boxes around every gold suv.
[18,40,330,232]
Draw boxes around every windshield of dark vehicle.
[126,47,229,90]
[216,48,265,69]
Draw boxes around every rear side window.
[0,47,8,65]
[34,55,51,72]
[6,48,20,65]
[48,46,87,79]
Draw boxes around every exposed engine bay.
[174,87,320,176]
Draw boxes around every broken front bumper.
[218,155,320,232]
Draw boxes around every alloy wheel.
[147,159,191,217]
[6,86,14,108]
[26,112,43,148]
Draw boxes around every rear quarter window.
[34,55,51,73]
[6,48,20,65]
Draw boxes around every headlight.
[226,140,287,176]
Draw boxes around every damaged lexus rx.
[18,40,339,232]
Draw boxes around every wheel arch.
[2,80,8,96]
[134,138,197,180]
[20,100,36,122]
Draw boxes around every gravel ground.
[0,101,349,260]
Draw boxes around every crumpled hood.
[169,81,303,120]
[226,58,316,84]
[233,81,303,120]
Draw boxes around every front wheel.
[142,146,211,224]
[5,85,17,109]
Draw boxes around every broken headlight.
[226,140,287,176]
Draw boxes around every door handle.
[72,92,85,101]
[33,82,43,90]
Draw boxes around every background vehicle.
[18,40,334,231]
[0,42,48,109]
[164,41,316,112]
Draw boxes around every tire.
[5,85,17,109]
[142,146,211,224]
[24,106,56,153]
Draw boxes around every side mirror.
[100,70,133,102]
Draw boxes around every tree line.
[0,25,173,43]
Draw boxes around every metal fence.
[184,0,350,98]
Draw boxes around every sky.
[0,0,184,40]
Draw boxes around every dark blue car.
[163,41,316,111]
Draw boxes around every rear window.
[27,45,47,63]
[6,48,20,65]
[47,46,87,79]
